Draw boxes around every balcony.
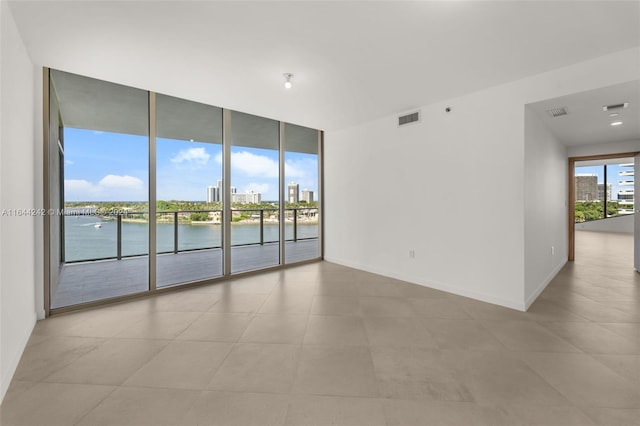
[52,208,320,309]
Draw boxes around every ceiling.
[8,1,640,131]
[528,80,640,147]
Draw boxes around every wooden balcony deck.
[52,240,320,308]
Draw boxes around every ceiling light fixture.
[283,73,293,89]
[611,121,623,126]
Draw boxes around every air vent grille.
[603,102,629,111]
[398,111,420,126]
[547,107,568,118]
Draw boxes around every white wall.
[523,107,568,308]
[0,1,38,402]
[325,47,640,311]
[567,139,640,158]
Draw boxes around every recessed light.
[609,112,619,117]
[610,121,623,126]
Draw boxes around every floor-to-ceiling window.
[284,123,320,263]
[45,69,322,312]
[229,111,281,273]
[50,70,149,308]
[155,94,224,287]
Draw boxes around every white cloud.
[171,147,210,166]
[230,151,279,178]
[64,175,146,201]
[244,183,270,194]
[65,159,74,165]
[98,174,144,190]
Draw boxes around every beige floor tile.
[208,343,300,393]
[359,296,414,317]
[33,309,147,338]
[77,386,200,426]
[259,292,314,314]
[421,318,507,351]
[13,336,103,382]
[540,321,638,354]
[356,279,404,297]
[480,320,582,352]
[458,299,531,321]
[304,315,369,346]
[397,281,454,298]
[382,399,516,426]
[501,404,597,425]
[310,295,361,316]
[123,340,232,390]
[181,391,289,426]
[209,293,268,313]
[285,395,386,426]
[524,299,590,322]
[592,354,640,382]
[520,352,640,408]
[140,291,221,312]
[580,407,640,426]
[315,279,358,296]
[363,316,437,347]
[444,350,570,405]
[176,312,253,342]
[239,314,308,344]
[44,338,169,385]
[293,345,378,397]
[0,382,114,426]
[115,311,202,339]
[409,298,472,319]
[370,346,473,401]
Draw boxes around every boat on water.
[94,223,102,229]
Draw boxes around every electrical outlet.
[551,246,555,255]
[409,250,415,259]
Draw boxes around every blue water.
[64,215,318,262]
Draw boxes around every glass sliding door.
[51,70,149,308]
[284,124,320,263]
[155,94,224,287]
[229,111,280,273]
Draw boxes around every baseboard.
[0,312,37,403]
[524,257,568,310]
[324,256,526,311]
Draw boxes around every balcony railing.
[63,208,319,263]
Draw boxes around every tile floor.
[1,230,639,425]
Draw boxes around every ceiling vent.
[398,110,421,127]
[602,102,629,111]
[547,107,568,118]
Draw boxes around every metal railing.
[65,207,319,263]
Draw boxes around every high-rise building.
[206,186,215,203]
[618,163,634,214]
[597,183,612,202]
[232,191,261,204]
[288,182,299,203]
[575,174,598,201]
[301,189,314,203]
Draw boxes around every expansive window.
[50,70,149,308]
[229,111,281,273]
[574,159,634,223]
[284,123,320,263]
[156,94,224,287]
[45,69,322,312]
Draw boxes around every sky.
[575,164,634,201]
[63,128,318,202]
